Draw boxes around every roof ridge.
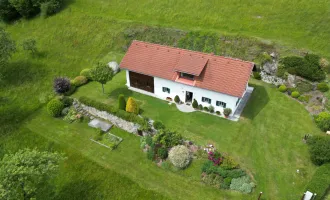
[132,40,254,65]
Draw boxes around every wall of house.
[125,70,240,115]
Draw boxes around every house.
[120,40,254,116]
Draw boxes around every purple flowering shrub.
[208,151,222,166]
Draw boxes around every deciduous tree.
[90,62,113,94]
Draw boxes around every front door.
[185,91,193,103]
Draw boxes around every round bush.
[278,85,287,92]
[47,99,64,117]
[291,91,300,98]
[223,108,232,117]
[192,99,198,109]
[153,120,165,130]
[53,77,71,94]
[216,111,221,115]
[168,145,191,169]
[80,68,92,79]
[198,104,203,110]
[203,106,209,111]
[72,76,88,86]
[174,95,180,103]
[317,82,329,92]
[208,105,214,113]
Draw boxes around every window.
[202,97,211,104]
[180,72,194,80]
[216,101,226,108]
[236,98,241,106]
[162,87,170,93]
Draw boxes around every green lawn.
[1,0,328,199]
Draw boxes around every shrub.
[153,120,165,130]
[53,77,71,94]
[22,39,37,54]
[230,176,255,194]
[221,177,232,189]
[157,147,168,159]
[296,80,313,93]
[0,0,20,22]
[174,95,180,103]
[198,104,203,110]
[208,151,222,166]
[145,135,153,146]
[47,99,64,117]
[223,108,232,117]
[192,99,198,109]
[201,160,246,178]
[64,85,76,96]
[305,164,330,200]
[221,155,239,170]
[80,68,92,79]
[208,105,214,113]
[202,173,223,188]
[147,146,155,160]
[72,76,88,87]
[307,136,330,165]
[118,94,126,110]
[314,112,330,132]
[317,82,329,92]
[59,96,73,107]
[216,111,221,115]
[253,72,261,80]
[291,91,300,98]
[278,84,287,92]
[40,0,62,17]
[63,107,81,123]
[126,97,139,114]
[203,106,209,111]
[153,129,182,148]
[168,145,191,169]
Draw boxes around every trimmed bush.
[221,155,239,170]
[317,82,329,92]
[192,99,198,109]
[126,97,139,114]
[278,84,287,92]
[153,129,182,148]
[314,112,330,132]
[223,108,232,117]
[307,136,330,165]
[118,94,126,110]
[78,96,144,125]
[305,164,330,200]
[59,96,73,107]
[253,72,261,80]
[291,91,300,98]
[47,99,64,117]
[157,147,168,159]
[174,95,180,103]
[203,106,209,112]
[153,120,165,130]
[64,85,76,96]
[198,104,203,110]
[168,145,191,169]
[72,76,88,87]
[209,105,215,113]
[80,68,92,79]
[53,77,71,94]
[216,111,221,115]
[230,176,255,194]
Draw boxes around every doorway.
[185,91,193,103]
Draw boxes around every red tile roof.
[120,40,254,97]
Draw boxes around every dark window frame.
[216,101,226,108]
[202,97,211,104]
[180,72,194,80]
[162,87,170,93]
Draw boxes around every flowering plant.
[208,151,222,166]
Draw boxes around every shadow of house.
[108,86,133,99]
[241,84,269,120]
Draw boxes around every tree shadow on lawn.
[54,180,102,200]
[1,61,48,87]
[108,86,133,99]
[241,84,269,120]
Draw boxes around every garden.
[1,1,330,199]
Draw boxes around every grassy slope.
[71,71,322,200]
[0,0,327,199]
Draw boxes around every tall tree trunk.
[102,84,104,94]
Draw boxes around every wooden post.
[258,192,263,200]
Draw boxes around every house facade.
[120,40,254,116]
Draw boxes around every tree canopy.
[90,63,113,93]
[0,27,16,67]
[0,148,65,200]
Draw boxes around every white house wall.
[125,70,240,115]
[153,76,239,114]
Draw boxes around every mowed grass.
[72,71,323,200]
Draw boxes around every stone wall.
[73,100,140,134]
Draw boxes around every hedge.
[305,164,330,200]
[78,96,144,125]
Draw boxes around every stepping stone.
[88,119,112,132]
